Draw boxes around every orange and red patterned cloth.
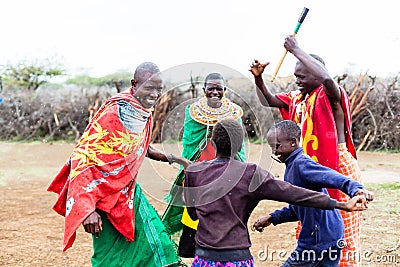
[337,143,363,266]
[47,88,152,252]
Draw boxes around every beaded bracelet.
[168,154,176,165]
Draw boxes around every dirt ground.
[0,142,399,266]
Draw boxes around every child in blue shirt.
[252,120,373,267]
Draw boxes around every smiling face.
[267,129,298,163]
[294,62,321,95]
[132,72,163,109]
[204,78,226,108]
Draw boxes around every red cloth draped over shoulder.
[275,85,356,200]
[47,88,152,251]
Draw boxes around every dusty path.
[0,142,399,266]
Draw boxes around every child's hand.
[355,189,374,202]
[176,156,192,170]
[340,195,369,212]
[251,215,272,232]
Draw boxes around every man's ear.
[131,78,137,88]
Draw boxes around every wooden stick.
[271,33,296,82]
[271,7,309,82]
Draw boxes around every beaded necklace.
[189,97,243,127]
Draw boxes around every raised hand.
[249,60,270,77]
[283,35,299,53]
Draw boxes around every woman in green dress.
[162,72,246,258]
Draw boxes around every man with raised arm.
[250,36,364,266]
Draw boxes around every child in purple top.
[252,120,373,267]
[184,119,369,267]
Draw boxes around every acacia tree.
[1,58,65,90]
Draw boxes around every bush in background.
[0,73,398,152]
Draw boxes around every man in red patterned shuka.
[48,62,190,267]
[250,36,363,267]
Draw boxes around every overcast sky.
[1,0,399,80]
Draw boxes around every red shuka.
[48,89,152,251]
[276,85,356,200]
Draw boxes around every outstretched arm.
[147,145,192,169]
[296,158,374,201]
[284,36,341,102]
[252,195,369,233]
[254,168,337,209]
[249,60,287,108]
[252,204,298,233]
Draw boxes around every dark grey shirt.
[184,159,336,250]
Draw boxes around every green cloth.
[91,183,180,267]
[161,104,246,235]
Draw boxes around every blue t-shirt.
[270,148,363,252]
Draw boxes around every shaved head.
[204,72,225,87]
[296,54,325,67]
[268,120,301,141]
[133,62,160,84]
